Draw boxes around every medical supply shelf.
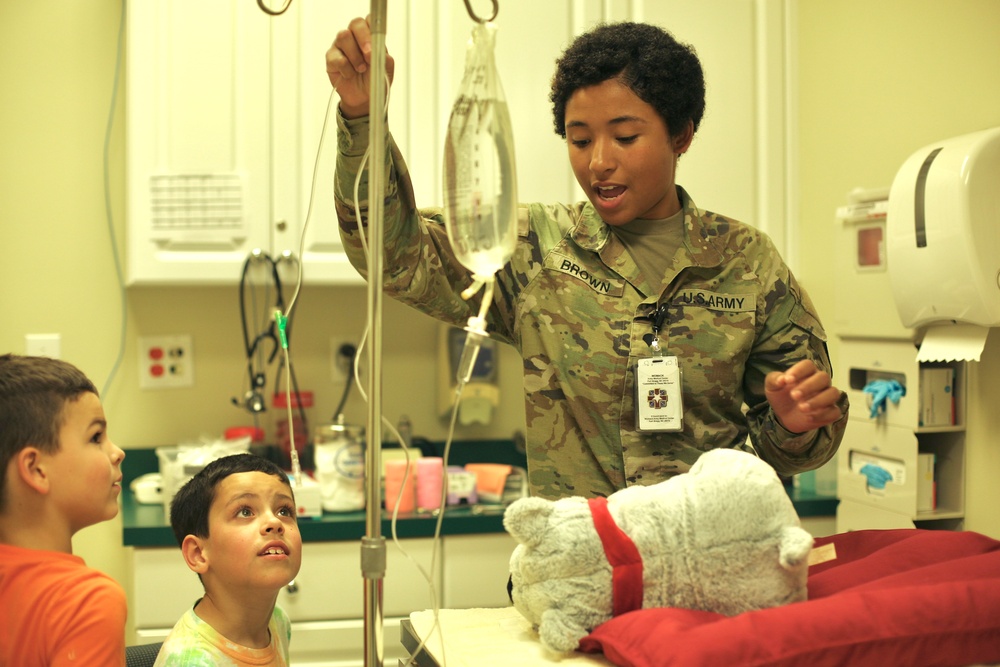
[836,337,967,532]
[833,188,970,533]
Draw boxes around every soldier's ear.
[672,120,694,154]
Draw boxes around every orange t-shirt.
[0,543,127,666]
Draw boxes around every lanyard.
[644,302,671,354]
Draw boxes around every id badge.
[634,356,684,432]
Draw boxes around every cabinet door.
[126,0,372,286]
[126,0,271,285]
[269,0,375,286]
[442,533,517,609]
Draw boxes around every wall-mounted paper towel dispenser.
[887,126,1000,329]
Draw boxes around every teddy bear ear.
[503,496,555,548]
[778,526,815,568]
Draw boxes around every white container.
[313,422,366,512]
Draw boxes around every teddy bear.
[503,448,814,653]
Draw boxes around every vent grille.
[150,174,243,231]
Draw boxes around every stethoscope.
[232,249,304,430]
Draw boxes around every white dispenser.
[886,126,1000,329]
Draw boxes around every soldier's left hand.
[765,359,843,433]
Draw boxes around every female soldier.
[326,18,848,499]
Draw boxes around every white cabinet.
[835,337,967,532]
[125,0,370,285]
[131,534,516,666]
[441,533,517,609]
[126,1,791,285]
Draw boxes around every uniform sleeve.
[50,576,127,667]
[744,260,850,476]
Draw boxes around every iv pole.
[360,3,501,664]
[362,1,388,666]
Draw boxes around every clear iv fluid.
[444,115,516,275]
[443,22,518,278]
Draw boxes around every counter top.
[120,445,837,548]
[121,441,522,547]
[122,493,510,547]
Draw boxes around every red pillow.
[578,530,1000,667]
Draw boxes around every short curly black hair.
[550,22,705,140]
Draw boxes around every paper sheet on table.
[408,607,614,666]
[916,323,990,362]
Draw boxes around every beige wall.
[796,0,1000,536]
[3,0,1000,631]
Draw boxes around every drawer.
[837,420,918,517]
[133,538,441,628]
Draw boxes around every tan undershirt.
[611,208,685,289]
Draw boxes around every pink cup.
[416,457,444,511]
[384,459,416,514]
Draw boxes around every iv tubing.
[363,2,388,667]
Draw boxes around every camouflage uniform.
[334,113,849,500]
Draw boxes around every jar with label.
[313,420,365,512]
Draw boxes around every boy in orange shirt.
[0,353,128,666]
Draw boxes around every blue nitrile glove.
[862,379,906,419]
[859,463,893,490]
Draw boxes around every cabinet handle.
[275,219,288,231]
[277,250,299,267]
[286,578,299,595]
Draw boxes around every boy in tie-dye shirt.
[154,454,302,667]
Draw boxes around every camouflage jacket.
[334,113,848,499]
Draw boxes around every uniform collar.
[571,186,726,270]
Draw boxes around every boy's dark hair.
[550,21,705,140]
[169,453,292,546]
[0,354,98,508]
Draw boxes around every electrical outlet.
[330,338,358,382]
[25,333,61,359]
[139,335,194,389]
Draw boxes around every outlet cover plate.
[138,335,194,389]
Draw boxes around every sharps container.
[313,420,366,512]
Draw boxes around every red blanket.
[579,529,1000,667]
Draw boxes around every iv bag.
[443,22,518,278]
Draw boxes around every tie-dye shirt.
[153,604,291,667]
